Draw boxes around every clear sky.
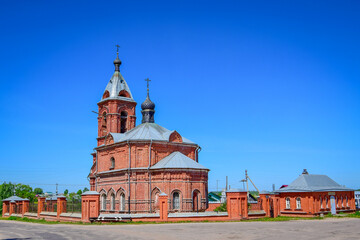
[0,0,359,193]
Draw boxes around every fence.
[42,201,57,212]
[28,202,38,213]
[13,204,22,214]
[66,198,81,213]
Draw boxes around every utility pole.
[226,176,228,191]
[216,180,220,192]
[56,183,58,196]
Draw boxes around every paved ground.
[1,218,360,240]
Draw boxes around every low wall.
[206,202,221,211]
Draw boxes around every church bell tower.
[96,48,137,146]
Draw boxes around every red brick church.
[88,51,209,213]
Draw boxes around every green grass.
[324,211,360,218]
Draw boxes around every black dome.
[141,97,155,110]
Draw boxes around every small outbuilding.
[265,169,356,217]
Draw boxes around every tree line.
[0,182,89,214]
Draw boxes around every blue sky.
[0,0,359,193]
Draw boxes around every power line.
[0,180,88,187]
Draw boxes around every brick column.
[159,192,168,221]
[22,200,29,217]
[57,196,67,219]
[259,193,270,217]
[226,189,248,220]
[9,201,15,216]
[37,197,46,218]
[2,202,7,217]
[81,191,100,223]
[272,194,280,218]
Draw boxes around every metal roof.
[2,196,28,202]
[99,70,135,103]
[109,123,195,144]
[82,191,100,196]
[150,151,208,170]
[275,173,354,193]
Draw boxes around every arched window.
[102,112,107,135]
[111,193,115,211]
[118,90,130,98]
[346,196,348,207]
[285,198,291,209]
[102,90,110,99]
[101,194,106,210]
[326,197,328,208]
[120,111,128,133]
[110,157,115,170]
[341,196,343,207]
[120,193,125,211]
[173,192,180,210]
[296,197,301,209]
[320,197,323,209]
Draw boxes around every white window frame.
[285,198,291,209]
[101,194,106,210]
[111,193,115,211]
[120,193,125,211]
[173,192,180,210]
[296,197,301,209]
[320,197,323,209]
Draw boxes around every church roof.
[100,71,135,103]
[150,151,208,170]
[275,173,353,193]
[109,123,195,144]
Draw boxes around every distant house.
[355,191,360,210]
[208,192,221,203]
[269,169,356,217]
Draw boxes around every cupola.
[141,78,155,123]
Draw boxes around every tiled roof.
[150,152,208,170]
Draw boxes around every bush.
[214,202,227,212]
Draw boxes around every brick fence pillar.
[159,192,168,221]
[57,196,67,220]
[9,201,15,216]
[226,189,248,220]
[37,197,46,218]
[2,201,7,217]
[81,191,100,223]
[259,193,270,217]
[272,194,280,218]
[22,200,29,217]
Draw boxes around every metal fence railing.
[66,198,81,213]
[42,202,57,212]
[28,202,38,213]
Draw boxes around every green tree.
[83,187,89,193]
[76,189,82,195]
[34,188,43,195]
[0,182,37,214]
[64,189,69,195]
[0,182,15,214]
[15,183,36,202]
